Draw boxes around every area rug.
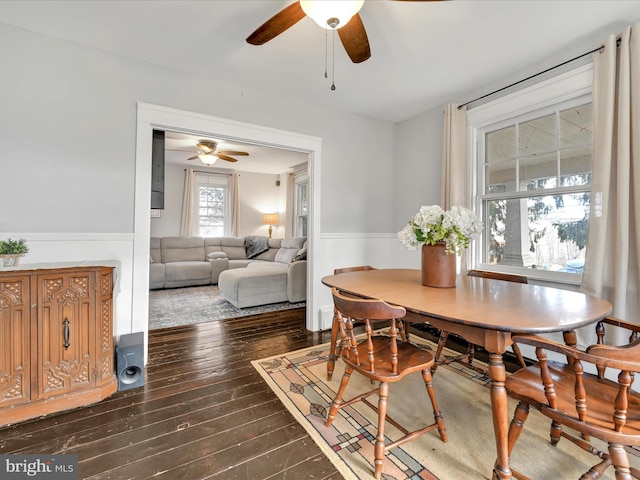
[253,334,639,480]
[148,285,305,330]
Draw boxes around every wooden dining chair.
[432,269,528,372]
[327,266,409,380]
[325,288,447,480]
[504,316,640,480]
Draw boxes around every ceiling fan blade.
[195,143,214,153]
[217,150,249,156]
[186,155,199,161]
[337,13,371,64]
[246,2,306,45]
[217,154,238,163]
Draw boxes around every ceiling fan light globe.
[198,154,217,165]
[300,0,364,30]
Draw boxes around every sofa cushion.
[275,237,307,264]
[219,237,248,260]
[252,238,281,261]
[275,248,297,264]
[207,251,227,259]
[149,262,165,289]
[150,237,162,264]
[161,237,205,263]
[164,261,212,288]
[228,259,255,269]
[218,267,288,308]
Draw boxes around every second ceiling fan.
[246,0,443,64]
[187,140,249,165]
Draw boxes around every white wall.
[238,171,283,238]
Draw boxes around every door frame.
[132,102,322,348]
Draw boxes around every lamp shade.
[199,154,217,165]
[300,0,364,29]
[263,213,279,225]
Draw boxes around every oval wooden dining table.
[321,268,613,480]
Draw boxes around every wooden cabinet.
[0,266,117,427]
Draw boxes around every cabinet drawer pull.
[63,318,70,350]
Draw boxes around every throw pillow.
[275,247,298,264]
[292,247,307,262]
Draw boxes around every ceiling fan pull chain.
[331,29,336,91]
[324,27,328,79]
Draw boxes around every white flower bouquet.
[398,205,483,255]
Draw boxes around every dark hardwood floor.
[0,308,341,479]
[0,307,524,479]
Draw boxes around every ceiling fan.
[246,0,443,64]
[186,140,249,165]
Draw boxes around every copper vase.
[421,243,457,288]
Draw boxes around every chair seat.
[343,336,435,381]
[506,361,640,442]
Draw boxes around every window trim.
[467,64,593,285]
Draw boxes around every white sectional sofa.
[149,236,307,307]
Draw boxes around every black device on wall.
[151,129,165,210]
[116,332,145,391]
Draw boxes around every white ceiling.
[1,0,638,172]
[163,131,308,174]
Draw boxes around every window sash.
[194,173,230,237]
[294,181,308,237]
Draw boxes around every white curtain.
[441,103,468,209]
[582,24,640,329]
[230,173,240,236]
[179,168,197,236]
[285,173,294,237]
[441,103,469,271]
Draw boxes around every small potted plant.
[0,238,29,267]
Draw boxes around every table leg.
[488,352,512,480]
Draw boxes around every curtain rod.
[457,40,618,110]
[184,169,233,176]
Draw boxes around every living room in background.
[468,64,593,284]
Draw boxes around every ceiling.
[1,1,639,123]
[1,1,638,173]
[163,131,308,174]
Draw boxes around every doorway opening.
[133,103,321,351]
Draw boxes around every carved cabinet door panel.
[36,270,96,399]
[95,268,115,387]
[0,274,31,407]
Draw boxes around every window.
[469,65,593,282]
[292,163,308,238]
[196,173,230,236]
[295,181,308,237]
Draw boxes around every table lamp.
[263,213,279,238]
